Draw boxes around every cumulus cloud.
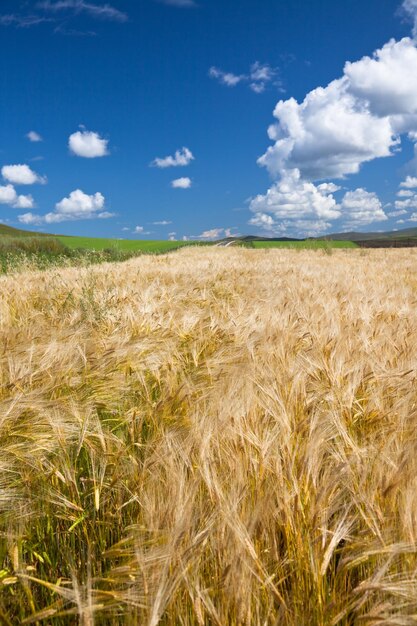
[250,9,417,235]
[171,177,192,189]
[2,164,46,185]
[403,0,417,37]
[13,194,35,209]
[259,36,417,181]
[0,185,19,205]
[20,189,113,224]
[395,193,417,209]
[345,38,417,119]
[209,62,281,93]
[152,147,194,168]
[388,209,408,216]
[317,182,342,193]
[397,189,414,197]
[400,175,417,187]
[18,212,43,225]
[48,189,109,222]
[27,131,43,142]
[134,226,144,233]
[250,169,341,222]
[259,78,396,180]
[0,184,35,209]
[249,174,387,234]
[69,130,109,158]
[248,212,277,230]
[248,213,331,237]
[340,188,387,227]
[199,228,225,239]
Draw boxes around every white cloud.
[134,226,144,233]
[249,62,281,93]
[248,213,331,237]
[388,209,408,216]
[250,181,386,234]
[317,182,341,193]
[69,130,109,158]
[153,220,173,225]
[199,228,224,239]
[168,231,177,241]
[400,175,417,188]
[171,177,192,189]
[0,14,53,27]
[37,1,128,22]
[340,188,387,227]
[409,212,417,221]
[250,168,341,221]
[345,38,417,118]
[251,16,417,234]
[210,62,280,93]
[259,79,396,180]
[258,36,417,181]
[250,61,275,82]
[0,185,18,205]
[152,147,194,168]
[21,189,113,224]
[0,184,35,209]
[27,131,43,142]
[2,164,46,185]
[395,193,417,209]
[209,67,245,87]
[403,0,417,37]
[249,212,277,230]
[397,189,414,197]
[18,212,43,225]
[13,194,35,209]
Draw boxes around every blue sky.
[1,0,417,239]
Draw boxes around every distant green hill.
[2,222,417,247]
[0,223,49,237]
[316,227,417,241]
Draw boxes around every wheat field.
[1,247,417,625]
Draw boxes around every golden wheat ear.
[1,247,417,624]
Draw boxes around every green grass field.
[252,239,358,249]
[57,236,205,253]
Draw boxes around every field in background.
[1,247,417,624]
[57,236,204,253]
[252,239,358,249]
[0,232,208,274]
